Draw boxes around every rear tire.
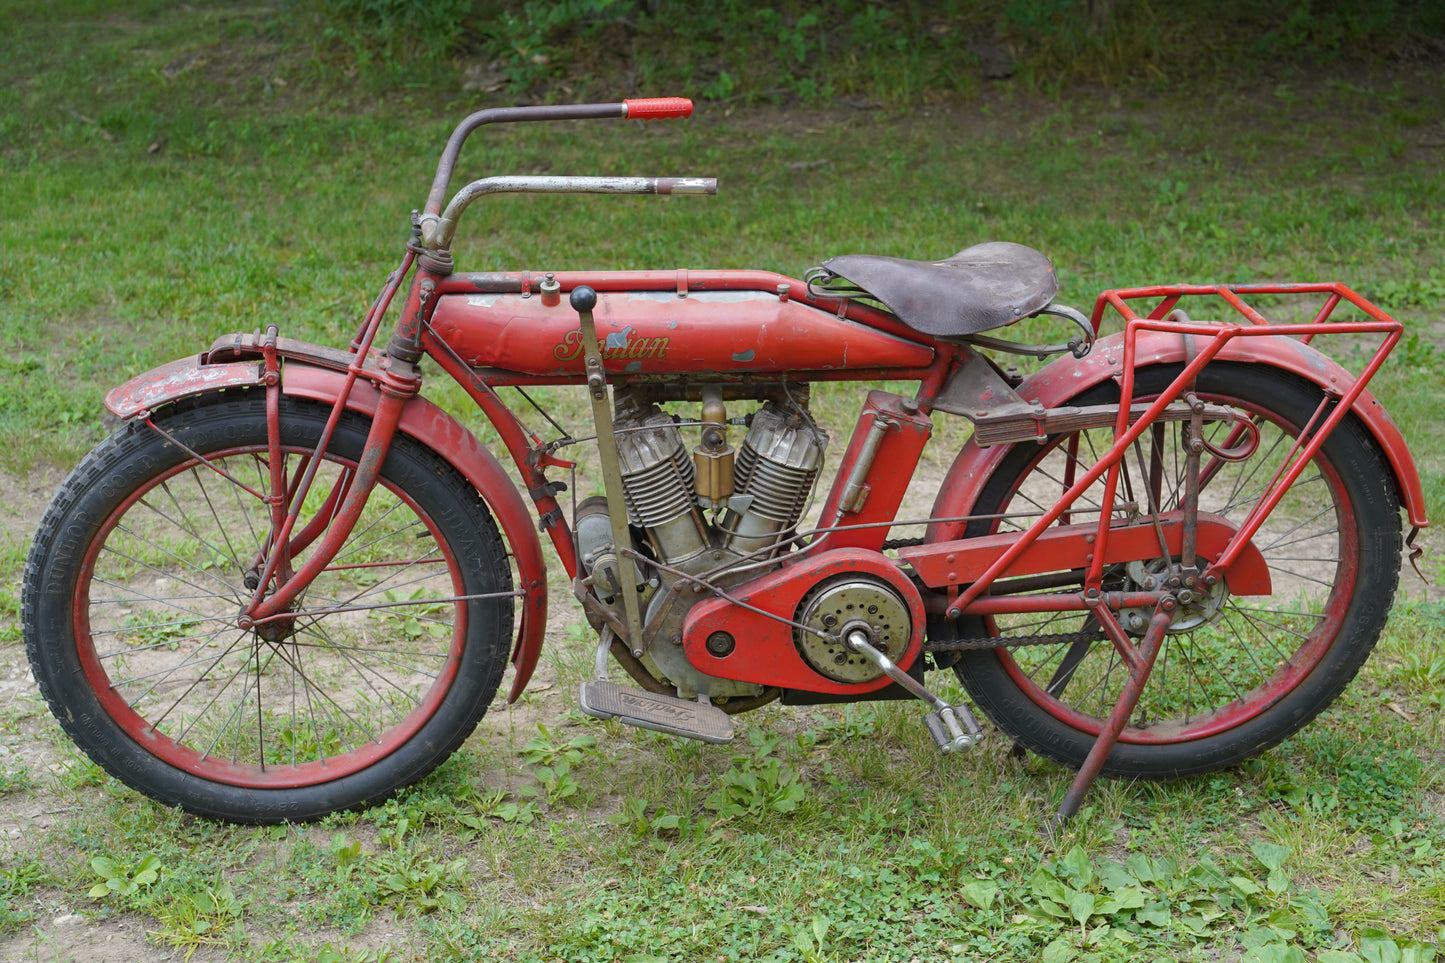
[942,363,1401,777]
[22,392,514,822]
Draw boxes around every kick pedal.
[578,681,733,744]
[841,630,984,754]
[924,704,982,754]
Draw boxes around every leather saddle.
[820,241,1058,339]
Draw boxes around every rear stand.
[1046,598,1175,837]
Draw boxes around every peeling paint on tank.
[732,349,756,362]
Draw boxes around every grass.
[2,2,1445,961]
[7,669,1445,959]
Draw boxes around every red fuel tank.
[428,288,935,381]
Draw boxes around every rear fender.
[104,351,548,702]
[929,329,1427,533]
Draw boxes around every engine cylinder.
[723,403,827,558]
[615,405,709,565]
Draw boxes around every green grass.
[6,660,1445,959]
[2,3,1444,961]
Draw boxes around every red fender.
[929,330,1427,533]
[105,355,548,703]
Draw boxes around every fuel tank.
[428,288,936,380]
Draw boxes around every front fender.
[104,350,549,703]
[105,354,267,418]
[930,329,1427,530]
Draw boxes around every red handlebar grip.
[623,97,694,120]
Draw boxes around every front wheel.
[22,392,514,822]
[940,363,1402,777]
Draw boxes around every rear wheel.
[23,392,514,822]
[942,364,1401,776]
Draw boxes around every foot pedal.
[578,681,733,744]
[924,704,983,754]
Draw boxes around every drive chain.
[924,630,1105,652]
[881,537,928,550]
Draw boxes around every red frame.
[105,272,1420,707]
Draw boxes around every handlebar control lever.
[422,96,700,243]
[428,175,718,249]
[572,286,648,658]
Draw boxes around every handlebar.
[419,97,705,248]
[433,175,717,248]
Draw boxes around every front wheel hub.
[255,616,297,643]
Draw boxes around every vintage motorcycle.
[21,99,1427,828]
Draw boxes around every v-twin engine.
[580,391,826,581]
[575,389,827,697]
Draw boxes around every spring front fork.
[245,257,431,622]
[246,370,419,623]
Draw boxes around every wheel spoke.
[102,525,245,601]
[251,640,385,749]
[301,619,430,708]
[116,628,248,706]
[89,576,225,630]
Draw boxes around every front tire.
[22,392,514,822]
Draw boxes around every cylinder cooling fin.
[615,408,696,528]
[609,399,710,567]
[723,402,827,557]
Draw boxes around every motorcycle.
[20,98,1427,829]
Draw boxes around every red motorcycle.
[21,99,1427,828]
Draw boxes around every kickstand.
[1046,598,1174,838]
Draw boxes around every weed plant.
[1,3,1444,961]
